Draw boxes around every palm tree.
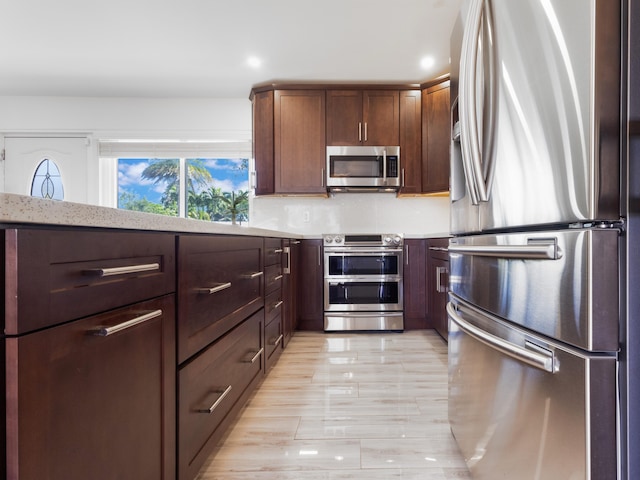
[141,159,212,211]
[214,190,249,225]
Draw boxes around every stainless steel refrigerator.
[447,0,634,478]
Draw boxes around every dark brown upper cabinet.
[326,89,400,146]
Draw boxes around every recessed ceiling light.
[420,56,435,70]
[247,56,262,68]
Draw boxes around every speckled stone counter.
[0,193,299,238]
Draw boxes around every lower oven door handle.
[447,302,555,373]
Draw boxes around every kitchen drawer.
[264,313,283,370]
[265,289,284,326]
[178,309,263,480]
[427,237,450,261]
[5,294,176,480]
[264,263,283,295]
[264,237,284,266]
[178,235,263,363]
[3,228,176,335]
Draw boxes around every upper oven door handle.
[325,249,403,255]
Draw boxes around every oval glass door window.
[31,158,64,200]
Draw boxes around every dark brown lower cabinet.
[403,239,428,329]
[178,309,264,480]
[427,238,450,341]
[296,239,324,331]
[4,295,176,480]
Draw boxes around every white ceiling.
[0,0,462,99]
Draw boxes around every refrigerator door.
[448,296,617,480]
[456,0,621,232]
[449,228,619,352]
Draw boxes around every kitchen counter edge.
[0,193,300,238]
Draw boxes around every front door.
[2,136,89,203]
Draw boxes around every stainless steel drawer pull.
[428,246,449,252]
[436,266,448,293]
[283,246,291,274]
[273,300,284,309]
[273,248,284,254]
[92,309,162,337]
[245,347,264,364]
[84,262,160,277]
[273,274,284,281]
[199,282,232,294]
[196,385,233,414]
[447,303,555,373]
[273,334,284,346]
[448,242,561,260]
[243,271,264,279]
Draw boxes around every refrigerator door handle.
[448,240,562,260]
[447,302,556,373]
[459,0,488,204]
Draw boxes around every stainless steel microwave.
[326,146,400,191]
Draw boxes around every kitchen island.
[0,193,301,480]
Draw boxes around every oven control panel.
[323,234,403,247]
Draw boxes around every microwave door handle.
[382,149,387,181]
[447,302,555,373]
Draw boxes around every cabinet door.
[274,90,326,194]
[427,238,450,341]
[403,239,428,329]
[282,239,299,346]
[399,90,422,194]
[422,81,451,193]
[5,295,176,480]
[362,90,400,145]
[296,239,324,331]
[326,90,363,145]
[252,90,275,195]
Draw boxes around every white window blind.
[98,140,252,158]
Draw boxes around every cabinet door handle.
[243,271,264,279]
[273,274,284,281]
[245,347,264,364]
[273,334,284,346]
[364,122,368,142]
[92,309,162,337]
[436,266,448,293]
[405,245,409,265]
[283,246,291,274]
[401,168,405,188]
[199,282,232,294]
[321,168,325,187]
[358,122,362,142]
[196,385,233,414]
[84,262,160,277]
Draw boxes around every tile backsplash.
[249,194,450,236]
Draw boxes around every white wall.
[0,95,450,236]
[251,194,450,236]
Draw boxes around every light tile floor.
[195,330,472,480]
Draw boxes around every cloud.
[118,160,153,187]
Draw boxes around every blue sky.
[118,158,249,203]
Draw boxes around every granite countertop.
[0,193,300,238]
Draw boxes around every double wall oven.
[323,234,404,331]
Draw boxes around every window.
[117,157,250,224]
[31,158,64,200]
